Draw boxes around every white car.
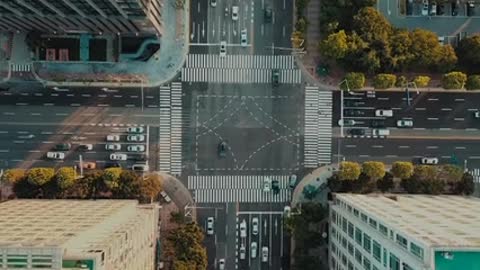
[127,127,144,133]
[106,134,120,141]
[421,0,429,16]
[232,6,239,21]
[207,217,214,235]
[210,0,217,7]
[239,245,246,260]
[430,1,437,15]
[421,157,439,165]
[263,177,271,192]
[261,247,268,262]
[46,151,65,160]
[110,153,127,161]
[218,259,225,270]
[251,242,258,258]
[240,219,247,238]
[252,217,259,235]
[220,41,227,57]
[397,120,413,127]
[241,29,247,47]
[284,206,291,217]
[127,135,145,142]
[474,111,480,118]
[289,174,297,188]
[338,119,356,126]
[127,145,145,152]
[105,143,121,151]
[375,109,393,117]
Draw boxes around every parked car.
[46,152,65,160]
[289,174,297,188]
[421,0,429,15]
[218,142,227,157]
[132,163,149,171]
[430,1,437,15]
[467,1,475,16]
[210,0,217,7]
[349,129,365,136]
[252,217,259,235]
[78,144,93,151]
[232,6,239,20]
[207,217,214,235]
[127,145,145,152]
[272,69,280,87]
[397,120,413,127]
[261,247,269,262]
[338,119,356,126]
[220,41,227,57]
[127,135,145,142]
[421,157,439,165]
[372,129,390,136]
[370,119,385,128]
[241,29,248,47]
[127,127,144,133]
[218,259,225,270]
[239,245,246,260]
[160,191,171,203]
[474,111,480,118]
[344,109,365,117]
[106,134,120,141]
[251,242,258,258]
[451,1,458,16]
[105,143,121,151]
[55,143,71,151]
[375,109,393,117]
[240,219,247,238]
[82,162,96,169]
[110,153,127,161]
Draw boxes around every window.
[342,217,348,233]
[332,210,337,225]
[331,242,337,254]
[342,254,348,266]
[389,253,400,270]
[355,228,362,245]
[369,218,377,229]
[403,263,415,270]
[354,209,359,217]
[383,248,387,267]
[396,234,408,249]
[372,240,381,262]
[361,213,368,223]
[332,227,337,238]
[342,236,348,249]
[363,258,371,270]
[363,234,371,253]
[379,224,388,237]
[348,242,354,256]
[348,261,354,270]
[355,249,362,264]
[331,257,337,269]
[348,222,354,238]
[373,266,379,270]
[410,243,424,259]
[348,205,352,212]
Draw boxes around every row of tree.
[1,167,162,202]
[329,161,474,195]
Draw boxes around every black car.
[349,129,366,136]
[218,142,227,157]
[452,2,458,16]
[105,162,121,168]
[370,120,385,128]
[131,154,147,161]
[344,109,365,117]
[344,100,363,107]
[467,1,475,16]
[55,143,71,151]
[272,69,279,88]
[264,6,272,23]
[437,3,445,15]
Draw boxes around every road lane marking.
[372,145,384,148]
[359,155,370,158]
[2,92,11,95]
[466,128,478,131]
[11,159,22,162]
[455,146,466,150]
[114,95,123,98]
[34,93,43,96]
[31,113,41,116]
[97,104,109,107]
[392,107,401,110]
[454,118,464,121]
[455,98,465,102]
[0,149,9,153]
[130,95,139,98]
[81,94,91,97]
[345,145,357,148]
[441,108,452,111]
[377,97,389,101]
[67,94,74,97]
[28,150,40,153]
[15,103,28,106]
[42,141,53,143]
[13,140,24,144]
[427,118,438,120]
[17,131,28,134]
[43,103,54,106]
[426,146,438,149]
[147,105,158,108]
[413,127,426,130]
[467,108,478,111]
[441,155,451,159]
[70,103,80,106]
[470,156,480,159]
[51,93,59,97]
[0,131,7,134]
[20,93,28,96]
[385,155,398,158]
[109,114,122,117]
[84,132,96,135]
[55,113,68,116]
[62,132,74,135]
[428,98,438,101]
[439,128,451,130]
[3,112,15,115]
[41,131,53,135]
[81,113,96,116]
[415,107,426,111]
[146,95,154,99]
[133,114,160,117]
[399,146,410,149]
[125,104,136,107]
[98,94,107,97]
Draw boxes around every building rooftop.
[0,199,145,248]
[335,194,480,248]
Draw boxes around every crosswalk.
[10,63,32,72]
[304,86,332,168]
[188,175,292,203]
[181,54,302,84]
[158,82,183,176]
[470,168,480,183]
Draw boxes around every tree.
[113,170,142,199]
[353,7,392,43]
[1,169,26,184]
[377,172,394,192]
[319,30,349,59]
[361,161,386,180]
[421,178,445,195]
[391,162,414,179]
[102,168,122,189]
[55,167,76,190]
[373,73,396,89]
[172,261,190,270]
[438,164,463,183]
[442,71,467,89]
[400,177,423,194]
[413,165,438,181]
[456,34,480,73]
[26,168,54,186]
[409,29,449,71]
[466,75,480,90]
[395,75,407,87]
[166,222,207,270]
[296,16,308,33]
[389,29,414,71]
[338,161,361,180]
[341,72,365,90]
[327,174,342,192]
[437,45,457,72]
[139,174,163,203]
[13,177,41,198]
[291,31,305,49]
[413,75,431,88]
[454,172,475,195]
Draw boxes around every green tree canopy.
[319,30,349,59]
[454,172,475,195]
[139,174,163,203]
[102,168,122,189]
[413,76,431,88]
[361,161,386,180]
[26,168,54,186]
[166,222,207,270]
[442,71,467,89]
[353,7,392,43]
[438,164,463,183]
[338,161,361,180]
[55,167,76,190]
[342,72,365,90]
[377,172,394,192]
[113,170,142,199]
[391,162,414,179]
[413,165,438,182]
[466,75,480,90]
[1,169,26,184]
[456,34,480,73]
[373,73,397,89]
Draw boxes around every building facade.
[0,0,163,35]
[0,200,159,270]
[329,194,480,270]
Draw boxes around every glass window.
[379,224,388,236]
[332,227,337,238]
[348,261,354,270]
[372,240,381,262]
[369,218,377,229]
[348,222,354,238]
[410,243,424,259]
[355,248,362,264]
[342,217,348,233]
[363,258,371,270]
[383,248,387,267]
[348,242,354,256]
[331,257,337,269]
[373,265,379,270]
[348,205,352,212]
[361,213,368,223]
[342,254,347,266]
[342,236,348,249]
[396,234,408,249]
[389,253,400,270]
[363,234,371,253]
[355,228,362,245]
[354,209,359,217]
[403,264,415,270]
[332,210,337,224]
[331,242,337,254]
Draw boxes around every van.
[372,129,390,136]
[132,164,149,172]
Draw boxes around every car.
[82,162,96,169]
[272,179,280,195]
[372,128,390,136]
[430,1,437,15]
[263,177,271,192]
[110,153,127,161]
[220,41,227,57]
[132,163,149,171]
[406,0,414,15]
[338,119,356,126]
[224,7,229,17]
[127,145,145,152]
[127,135,145,142]
[207,217,214,235]
[240,219,247,238]
[127,127,144,133]
[261,247,268,262]
[210,0,216,7]
[467,1,475,16]
[474,111,480,118]
[272,69,280,87]
[218,259,225,270]
[252,217,259,235]
[344,109,365,117]
[451,2,458,16]
[131,153,147,161]
[241,29,247,47]
[104,162,121,168]
[160,191,171,203]
[232,6,239,20]
[284,206,291,217]
[105,143,121,151]
[421,157,439,165]
[397,120,413,127]
[349,129,365,136]
[375,109,393,117]
[421,0,429,16]
[370,119,385,128]
[55,143,71,151]
[46,151,65,160]
[264,6,272,22]
[218,142,227,157]
[344,100,363,107]
[78,144,93,151]
[437,3,445,15]
[251,242,258,258]
[239,245,246,260]
[289,174,297,188]
[106,134,120,141]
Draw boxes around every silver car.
[105,144,121,151]
[127,135,145,142]
[127,145,145,152]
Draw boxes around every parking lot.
[404,0,477,17]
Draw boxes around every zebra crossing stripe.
[470,169,480,183]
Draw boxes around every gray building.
[0,0,163,35]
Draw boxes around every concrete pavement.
[291,165,333,207]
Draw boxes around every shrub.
[361,161,386,180]
[342,72,365,90]
[395,75,407,87]
[338,161,361,180]
[26,168,54,186]
[413,75,431,87]
[373,74,396,89]
[391,162,414,179]
[1,169,26,184]
[442,71,467,89]
[466,75,480,90]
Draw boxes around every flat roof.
[335,194,480,248]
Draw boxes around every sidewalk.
[28,0,190,88]
[291,165,334,207]
[333,127,480,139]
[157,172,196,220]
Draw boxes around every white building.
[329,194,480,270]
[0,200,159,270]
